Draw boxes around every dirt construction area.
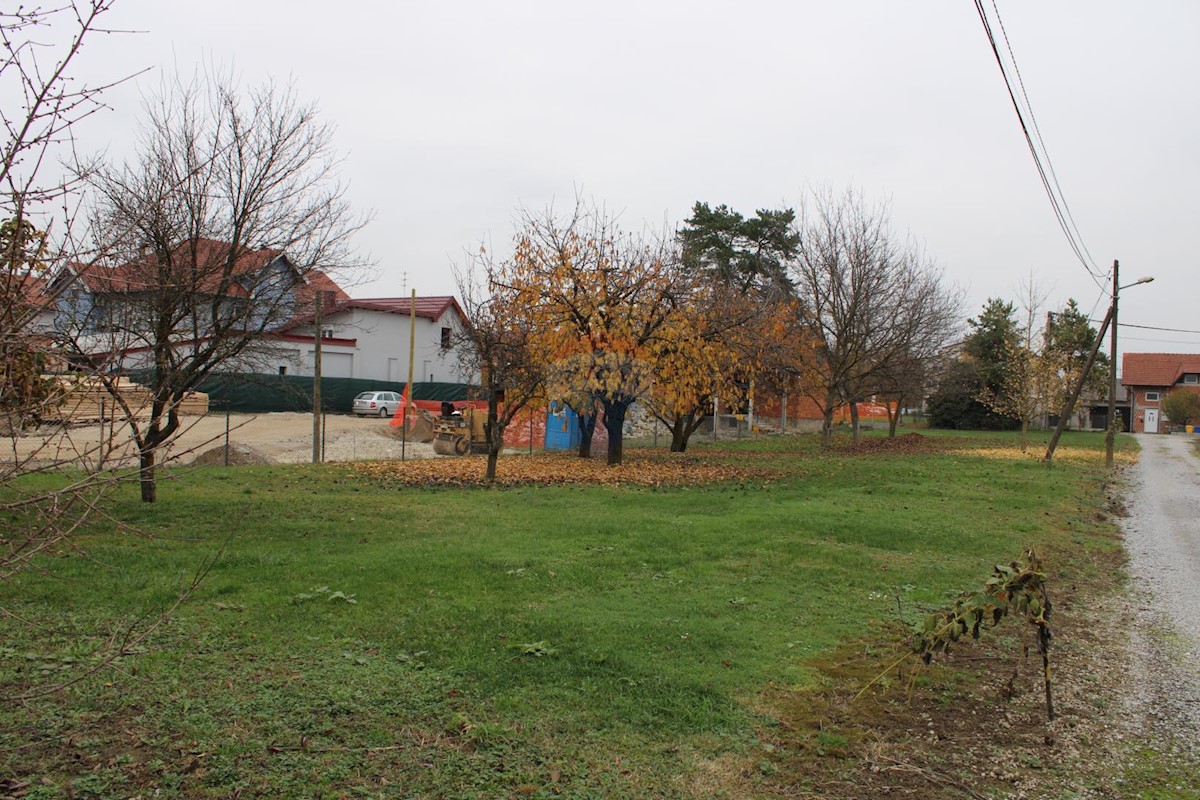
[9,412,436,467]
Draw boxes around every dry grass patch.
[950,444,1137,467]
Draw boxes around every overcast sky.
[73,1,1200,355]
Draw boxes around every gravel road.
[10,412,435,466]
[1121,432,1200,762]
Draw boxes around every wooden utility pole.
[1105,260,1119,468]
[311,290,323,464]
[1044,304,1112,463]
[403,289,416,461]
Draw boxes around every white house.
[271,295,474,385]
[38,235,476,392]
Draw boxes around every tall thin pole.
[311,290,323,464]
[404,289,416,461]
[1044,304,1113,463]
[1105,260,1119,468]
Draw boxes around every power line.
[1120,323,1200,335]
[988,0,1101,277]
[973,1,1106,291]
[1119,335,1200,346]
[1089,320,1200,335]
[1083,284,1108,325]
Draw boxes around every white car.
[352,390,401,417]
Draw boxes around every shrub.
[1162,389,1200,428]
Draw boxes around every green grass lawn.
[0,429,1128,799]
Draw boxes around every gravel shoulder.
[1120,433,1200,764]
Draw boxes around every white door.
[1146,408,1160,433]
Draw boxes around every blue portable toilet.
[544,401,581,450]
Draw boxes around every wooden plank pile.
[46,376,208,421]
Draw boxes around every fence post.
[98,399,105,472]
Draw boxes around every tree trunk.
[821,406,835,449]
[821,388,838,449]
[487,445,500,480]
[849,401,861,444]
[139,447,157,503]
[887,397,902,438]
[669,413,690,453]
[485,391,501,481]
[603,401,628,465]
[577,411,597,458]
[136,405,178,503]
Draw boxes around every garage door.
[311,351,353,379]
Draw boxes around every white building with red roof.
[271,295,473,385]
[44,238,473,388]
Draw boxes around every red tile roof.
[278,295,461,333]
[6,271,52,310]
[342,296,466,322]
[295,270,352,311]
[1121,352,1200,387]
[68,239,282,296]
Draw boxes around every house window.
[441,327,452,349]
[278,366,287,376]
[1145,391,1160,402]
[1185,374,1198,385]
[321,328,335,339]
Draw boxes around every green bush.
[1162,389,1200,428]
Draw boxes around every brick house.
[1121,352,1200,433]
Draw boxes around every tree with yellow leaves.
[504,202,680,466]
[642,283,744,452]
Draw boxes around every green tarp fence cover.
[126,371,473,414]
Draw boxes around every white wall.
[273,306,475,384]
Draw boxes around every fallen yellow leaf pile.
[349,450,778,488]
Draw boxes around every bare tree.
[789,188,961,447]
[867,258,963,437]
[875,350,930,437]
[63,70,369,502]
[452,245,543,481]
[1,2,135,580]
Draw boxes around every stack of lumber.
[46,376,209,421]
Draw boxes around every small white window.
[1184,374,1198,385]
[321,328,335,339]
[1145,391,1160,402]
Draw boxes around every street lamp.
[1106,261,1155,468]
